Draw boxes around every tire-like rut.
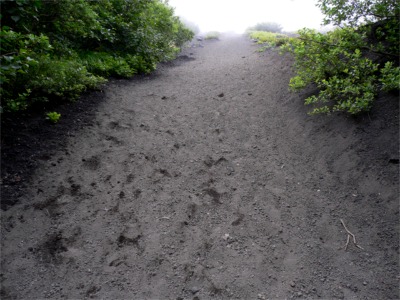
[1,35,398,299]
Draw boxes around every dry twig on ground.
[340,219,364,250]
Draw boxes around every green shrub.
[1,30,52,111]
[282,27,400,114]
[28,58,106,101]
[281,0,399,115]
[0,0,194,113]
[380,62,400,92]
[204,31,220,40]
[172,18,195,48]
[80,52,135,78]
[125,54,156,74]
[249,31,289,47]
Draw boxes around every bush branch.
[295,37,399,59]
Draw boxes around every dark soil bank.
[1,34,399,299]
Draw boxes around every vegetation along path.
[1,35,399,299]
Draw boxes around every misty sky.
[168,0,326,33]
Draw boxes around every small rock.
[363,281,367,286]
[297,291,303,297]
[290,282,296,287]
[218,93,224,97]
[191,286,200,294]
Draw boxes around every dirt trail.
[1,34,399,299]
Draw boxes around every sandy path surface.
[1,34,399,299]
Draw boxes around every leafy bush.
[281,0,399,115]
[380,62,400,92]
[249,31,289,47]
[28,58,106,101]
[0,28,107,111]
[80,52,135,78]
[172,18,196,48]
[0,0,194,113]
[204,31,220,40]
[1,29,52,111]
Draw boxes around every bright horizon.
[168,0,328,33]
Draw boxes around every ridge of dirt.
[1,34,399,300]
